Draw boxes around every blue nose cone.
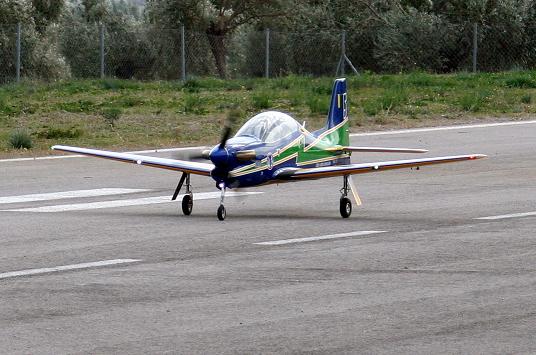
[209,146,230,167]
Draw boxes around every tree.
[146,0,290,78]
[32,0,64,32]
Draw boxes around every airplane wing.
[326,146,428,153]
[52,145,214,176]
[274,154,486,180]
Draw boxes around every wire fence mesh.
[4,23,536,83]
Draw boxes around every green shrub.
[269,78,291,90]
[182,94,206,114]
[521,94,532,104]
[505,76,536,88]
[36,126,84,139]
[377,88,409,112]
[311,85,331,95]
[182,79,201,93]
[101,107,123,126]
[458,90,489,112]
[362,100,382,116]
[57,99,96,113]
[307,96,329,115]
[118,96,144,107]
[252,92,271,109]
[9,130,33,149]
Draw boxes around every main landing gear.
[172,173,194,216]
[340,175,352,218]
[217,183,226,221]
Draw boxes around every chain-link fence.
[3,22,536,83]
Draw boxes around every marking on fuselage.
[0,259,141,280]
[1,191,263,213]
[474,211,536,221]
[254,231,387,246]
[0,188,150,205]
[296,154,349,167]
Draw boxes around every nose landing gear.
[217,183,226,221]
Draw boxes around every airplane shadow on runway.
[80,209,463,226]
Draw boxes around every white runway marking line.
[0,259,141,280]
[475,211,536,221]
[0,188,150,205]
[350,119,536,137]
[255,230,387,246]
[1,191,263,213]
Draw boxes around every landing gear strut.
[217,183,226,221]
[340,175,352,218]
[172,173,193,216]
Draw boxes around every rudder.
[326,78,348,130]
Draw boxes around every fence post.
[472,23,478,73]
[265,28,270,79]
[16,22,21,83]
[180,25,186,81]
[341,30,346,76]
[100,23,105,79]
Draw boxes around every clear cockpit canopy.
[234,111,300,143]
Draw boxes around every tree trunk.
[207,33,227,79]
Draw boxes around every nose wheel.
[217,205,226,220]
[217,183,227,221]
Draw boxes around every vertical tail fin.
[326,78,348,129]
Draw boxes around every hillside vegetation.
[1,72,536,156]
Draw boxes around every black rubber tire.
[340,197,352,218]
[181,194,193,215]
[217,205,226,221]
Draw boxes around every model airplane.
[53,78,486,220]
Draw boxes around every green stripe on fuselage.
[298,119,349,164]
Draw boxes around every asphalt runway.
[1,120,536,354]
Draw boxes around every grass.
[2,71,536,155]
